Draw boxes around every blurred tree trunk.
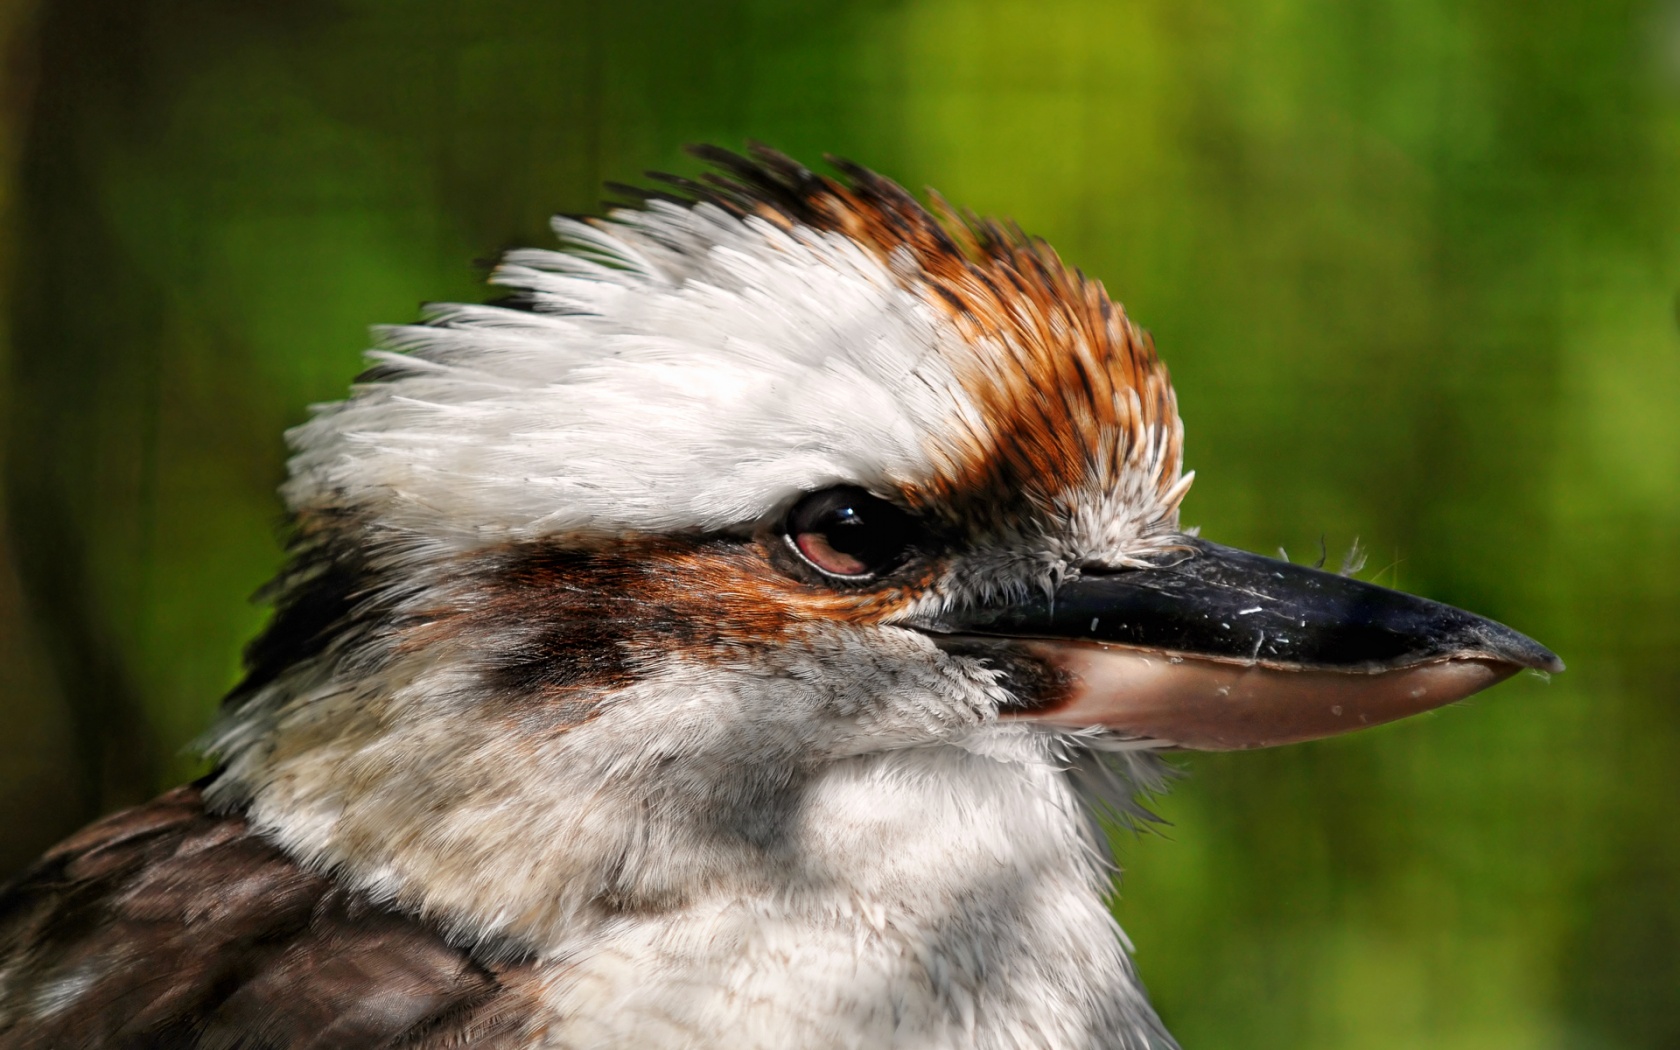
[0,0,116,873]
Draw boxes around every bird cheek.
[931,637,1080,718]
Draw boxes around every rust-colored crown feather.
[636,145,1188,535]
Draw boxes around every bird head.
[203,147,1559,958]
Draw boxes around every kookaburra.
[0,147,1559,1050]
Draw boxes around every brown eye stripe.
[391,536,937,705]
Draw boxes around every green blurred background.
[1,0,1676,1044]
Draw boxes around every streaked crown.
[284,147,1190,565]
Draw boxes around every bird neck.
[209,668,1169,1045]
[204,631,1173,1047]
[523,739,1171,1048]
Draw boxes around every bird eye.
[784,486,922,581]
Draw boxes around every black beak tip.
[1477,622,1565,674]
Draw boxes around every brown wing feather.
[0,785,539,1049]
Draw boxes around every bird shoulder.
[0,783,540,1049]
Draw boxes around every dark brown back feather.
[0,785,538,1050]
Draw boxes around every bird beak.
[925,538,1563,750]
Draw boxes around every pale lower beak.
[922,537,1562,751]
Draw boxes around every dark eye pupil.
[785,486,921,580]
